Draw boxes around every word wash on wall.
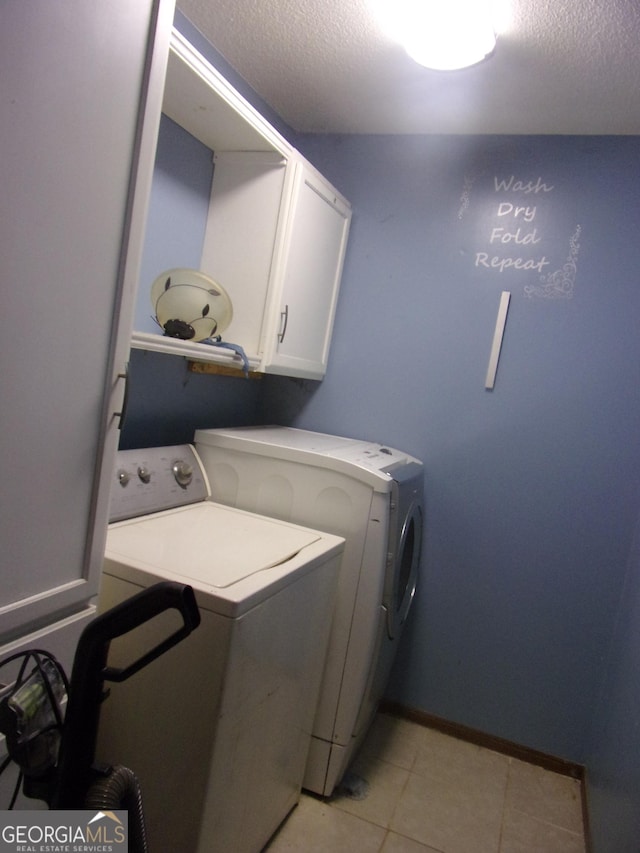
[458,173,582,298]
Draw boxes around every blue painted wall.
[586,509,640,853]
[121,13,640,847]
[264,134,640,764]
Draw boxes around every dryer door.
[385,465,424,639]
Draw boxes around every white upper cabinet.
[262,160,351,379]
[199,150,293,369]
[131,28,351,379]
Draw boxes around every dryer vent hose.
[84,765,148,853]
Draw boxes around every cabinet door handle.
[278,304,289,343]
[114,364,130,430]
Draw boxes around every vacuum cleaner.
[0,581,200,852]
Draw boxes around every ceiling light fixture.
[368,0,497,71]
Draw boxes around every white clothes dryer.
[96,445,343,853]
[194,426,424,796]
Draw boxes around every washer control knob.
[117,469,130,487]
[137,466,151,484]
[172,460,193,488]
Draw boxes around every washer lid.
[105,502,321,589]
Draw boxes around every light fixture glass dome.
[151,268,233,341]
[369,0,497,71]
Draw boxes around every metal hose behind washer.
[84,765,148,853]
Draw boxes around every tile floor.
[265,712,586,853]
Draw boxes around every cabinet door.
[0,0,172,643]
[264,162,352,379]
[200,152,292,360]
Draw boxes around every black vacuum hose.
[84,765,148,853]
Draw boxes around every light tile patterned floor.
[265,712,586,853]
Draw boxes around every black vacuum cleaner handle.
[52,581,200,809]
[97,582,200,683]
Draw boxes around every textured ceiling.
[177,0,640,135]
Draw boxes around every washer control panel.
[109,444,210,522]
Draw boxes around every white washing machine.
[194,426,424,796]
[96,444,343,853]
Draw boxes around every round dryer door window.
[385,469,424,639]
[390,503,422,636]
